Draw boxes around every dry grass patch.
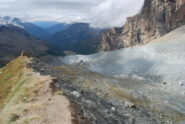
[54,66,76,76]
[0,56,72,124]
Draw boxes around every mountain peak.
[0,16,23,28]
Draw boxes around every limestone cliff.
[99,0,185,51]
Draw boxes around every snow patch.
[0,16,24,28]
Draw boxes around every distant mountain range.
[47,23,102,54]
[46,23,71,34]
[0,21,65,66]
[0,16,51,40]
[0,16,104,65]
[22,23,51,40]
[0,16,23,28]
[33,21,60,28]
[0,25,48,65]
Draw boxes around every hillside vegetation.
[0,56,72,124]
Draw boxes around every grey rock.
[72,91,81,98]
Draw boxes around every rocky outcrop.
[99,0,185,51]
[100,27,122,51]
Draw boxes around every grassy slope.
[0,56,53,124]
[0,56,31,108]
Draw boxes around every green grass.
[0,57,28,109]
[54,90,63,96]
[0,56,55,124]
[0,56,34,124]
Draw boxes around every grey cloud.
[90,0,144,28]
[0,0,144,28]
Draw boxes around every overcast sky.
[0,0,144,28]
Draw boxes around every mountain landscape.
[47,23,102,54]
[33,21,61,29]
[0,0,185,124]
[0,16,52,40]
[0,24,65,67]
[0,25,48,66]
[46,23,71,34]
[22,22,51,40]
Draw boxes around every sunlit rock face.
[99,0,185,51]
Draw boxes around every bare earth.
[18,74,73,124]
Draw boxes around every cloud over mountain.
[0,0,144,28]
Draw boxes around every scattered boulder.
[179,82,184,86]
[111,106,116,112]
[9,113,20,122]
[124,101,136,109]
[40,68,45,72]
[125,114,135,124]
[86,100,96,108]
[163,82,167,85]
[52,77,58,83]
[72,91,81,98]
[54,83,60,88]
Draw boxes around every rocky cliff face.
[100,28,122,51]
[99,0,185,51]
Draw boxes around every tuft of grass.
[54,66,76,76]
[108,84,150,106]
[8,113,20,123]
[64,50,77,55]
[108,85,131,100]
[54,90,63,96]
